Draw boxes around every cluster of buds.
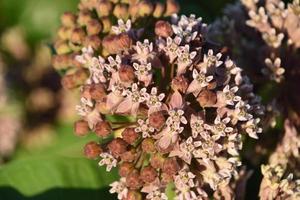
[72,13,263,199]
[259,120,300,200]
[52,0,179,89]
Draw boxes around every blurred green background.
[0,0,233,199]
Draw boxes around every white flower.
[205,116,233,140]
[187,69,213,96]
[244,118,262,139]
[111,19,131,34]
[99,153,117,172]
[264,57,285,82]
[135,119,155,138]
[190,114,205,138]
[133,39,155,63]
[146,190,168,200]
[163,36,182,62]
[133,62,153,86]
[201,49,223,68]
[262,28,284,48]
[144,87,165,108]
[176,45,197,75]
[109,178,128,200]
[75,46,94,66]
[87,56,107,84]
[76,97,93,116]
[222,85,241,106]
[105,55,122,72]
[167,109,187,125]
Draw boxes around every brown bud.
[90,83,106,100]
[141,138,156,153]
[126,170,143,190]
[197,89,217,107]
[77,10,93,26]
[155,20,173,38]
[61,12,77,27]
[113,4,129,20]
[121,149,137,162]
[74,120,90,136]
[122,128,139,145]
[94,121,112,137]
[119,65,135,83]
[87,19,102,35]
[140,166,157,183]
[138,0,154,16]
[70,27,86,44]
[108,138,128,157]
[162,158,180,176]
[150,153,165,169]
[171,76,189,93]
[165,0,180,16]
[149,111,165,130]
[116,33,132,51]
[74,68,88,85]
[123,190,142,200]
[103,33,132,54]
[81,85,92,99]
[119,162,134,177]
[54,40,71,55]
[161,172,174,185]
[96,0,113,17]
[83,141,102,159]
[101,17,112,33]
[207,81,217,90]
[61,74,76,89]
[153,3,165,18]
[57,26,72,40]
[52,54,70,70]
[95,98,110,114]
[84,35,101,50]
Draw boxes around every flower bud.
[103,33,132,54]
[149,111,165,130]
[77,10,93,26]
[81,84,92,99]
[61,74,77,89]
[162,158,179,176]
[113,4,129,20]
[52,54,70,70]
[155,20,173,38]
[126,170,143,190]
[121,149,137,162]
[138,1,154,17]
[119,65,135,83]
[153,3,165,18]
[61,12,77,27]
[122,128,139,144]
[70,27,86,44]
[95,0,113,17]
[54,40,72,55]
[197,89,217,107]
[171,76,189,93]
[123,190,142,200]
[74,120,90,136]
[140,166,157,183]
[84,141,102,159]
[161,172,174,185]
[141,138,156,153]
[119,162,134,177]
[87,19,102,35]
[90,83,106,100]
[150,153,165,169]
[101,17,112,33]
[165,0,180,17]
[95,98,110,114]
[57,27,72,40]
[94,121,112,137]
[84,35,101,50]
[108,138,128,157]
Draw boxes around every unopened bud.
[96,0,113,17]
[54,40,72,55]
[101,17,112,33]
[165,0,180,16]
[149,111,165,130]
[171,76,189,93]
[120,149,137,162]
[94,121,112,137]
[103,33,132,54]
[57,26,72,40]
[122,128,139,144]
[141,138,156,153]
[52,54,70,70]
[155,20,173,38]
[113,4,129,20]
[61,12,77,27]
[138,1,154,17]
[87,19,102,35]
[161,172,174,185]
[123,190,142,200]
[126,170,143,190]
[119,65,135,83]
[70,28,86,44]
[77,10,93,26]
[162,158,179,176]
[153,2,165,18]
[95,97,110,114]
[84,141,102,159]
[150,153,165,169]
[140,166,157,183]
[90,83,106,100]
[119,162,134,177]
[61,74,76,89]
[108,138,128,157]
[74,120,90,136]
[84,35,102,50]
[197,89,217,107]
